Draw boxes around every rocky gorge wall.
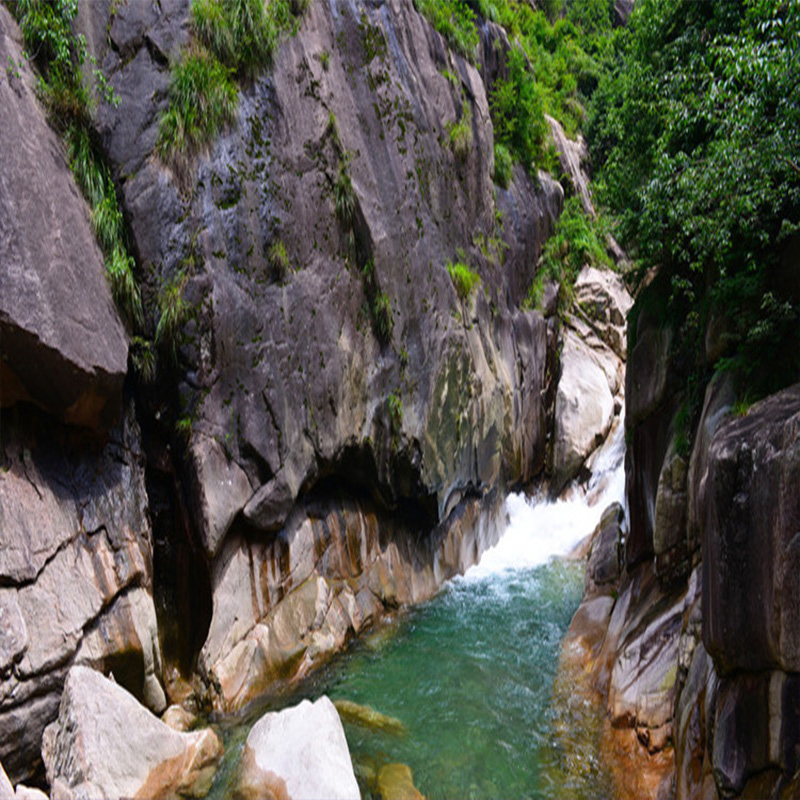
[0,0,565,783]
[562,270,800,800]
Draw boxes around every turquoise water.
[324,561,592,799]
[207,557,610,800]
[207,419,626,798]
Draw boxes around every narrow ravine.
[207,418,627,799]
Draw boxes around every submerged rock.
[238,696,360,800]
[42,666,221,800]
[334,699,407,736]
[377,763,425,800]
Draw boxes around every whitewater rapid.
[464,414,627,580]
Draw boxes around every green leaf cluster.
[413,0,479,60]
[415,1,617,177]
[590,0,800,396]
[524,196,612,311]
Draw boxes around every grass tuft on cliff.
[159,0,307,163]
[157,48,238,160]
[10,0,142,329]
[447,260,481,301]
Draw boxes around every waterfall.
[464,413,627,580]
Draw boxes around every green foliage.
[361,260,394,345]
[541,196,612,280]
[156,272,189,359]
[334,159,356,227]
[372,291,394,344]
[130,336,157,383]
[107,245,144,327]
[414,0,479,60]
[268,239,290,281]
[590,0,800,397]
[447,260,481,300]
[319,48,331,71]
[524,196,612,311]
[175,416,193,442]
[157,48,238,160]
[491,45,548,171]
[160,0,307,160]
[388,393,403,437]
[447,101,473,160]
[493,142,513,188]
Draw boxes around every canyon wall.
[563,270,800,799]
[0,0,562,780]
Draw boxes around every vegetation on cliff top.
[590,0,800,400]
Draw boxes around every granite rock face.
[0,404,164,784]
[71,0,564,705]
[42,666,221,800]
[552,266,629,490]
[701,384,800,675]
[577,265,800,800]
[0,11,161,782]
[0,6,127,431]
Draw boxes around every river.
[209,417,627,799]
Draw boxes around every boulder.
[701,384,800,673]
[377,763,425,800]
[0,763,11,800]
[552,330,614,488]
[333,699,406,736]
[0,404,163,783]
[573,265,633,359]
[587,503,624,591]
[238,696,360,800]
[0,5,127,431]
[42,666,222,800]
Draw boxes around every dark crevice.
[140,416,212,684]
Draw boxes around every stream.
[208,418,626,799]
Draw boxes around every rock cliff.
[67,0,565,711]
[0,0,564,781]
[0,5,164,784]
[563,271,800,800]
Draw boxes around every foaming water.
[465,413,626,580]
